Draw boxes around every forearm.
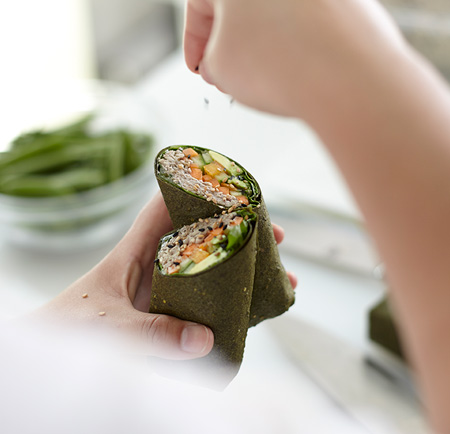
[305,47,450,430]
[184,0,450,426]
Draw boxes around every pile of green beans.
[0,116,154,197]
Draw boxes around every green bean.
[0,115,153,198]
[0,168,108,197]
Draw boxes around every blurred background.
[0,1,447,431]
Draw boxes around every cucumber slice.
[229,177,249,190]
[211,234,226,244]
[228,164,242,176]
[185,248,227,274]
[209,151,232,171]
[215,172,229,182]
[202,152,213,164]
[191,155,205,168]
[179,258,193,273]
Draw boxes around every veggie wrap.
[369,297,405,360]
[150,211,257,382]
[155,145,294,327]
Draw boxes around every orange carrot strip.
[204,234,215,243]
[190,249,210,264]
[230,216,243,226]
[183,148,199,158]
[237,196,249,205]
[210,228,223,236]
[183,244,197,256]
[168,265,180,275]
[191,168,203,180]
[222,182,237,191]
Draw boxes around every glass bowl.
[0,165,154,251]
[0,80,161,251]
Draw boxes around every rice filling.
[158,148,251,208]
[157,212,252,275]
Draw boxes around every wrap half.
[150,210,258,383]
[155,145,294,326]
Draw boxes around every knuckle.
[140,315,173,347]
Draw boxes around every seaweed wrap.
[150,210,258,383]
[155,145,294,326]
[369,297,405,361]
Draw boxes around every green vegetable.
[185,248,228,274]
[202,152,213,164]
[0,116,154,197]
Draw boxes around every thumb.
[123,307,214,360]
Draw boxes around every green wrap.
[149,214,258,383]
[155,145,294,326]
[369,297,405,360]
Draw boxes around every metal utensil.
[269,316,431,434]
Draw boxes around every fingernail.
[181,325,210,354]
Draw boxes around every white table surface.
[0,52,421,433]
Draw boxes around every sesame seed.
[178,239,183,246]
[199,218,203,222]
[207,226,213,231]
[219,222,223,228]
[173,231,179,237]
[98,312,106,316]
[199,228,205,232]
[82,293,88,299]
[222,211,226,215]
[223,224,228,230]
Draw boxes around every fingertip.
[180,324,214,356]
[272,223,285,244]
[198,61,216,86]
[287,271,298,290]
